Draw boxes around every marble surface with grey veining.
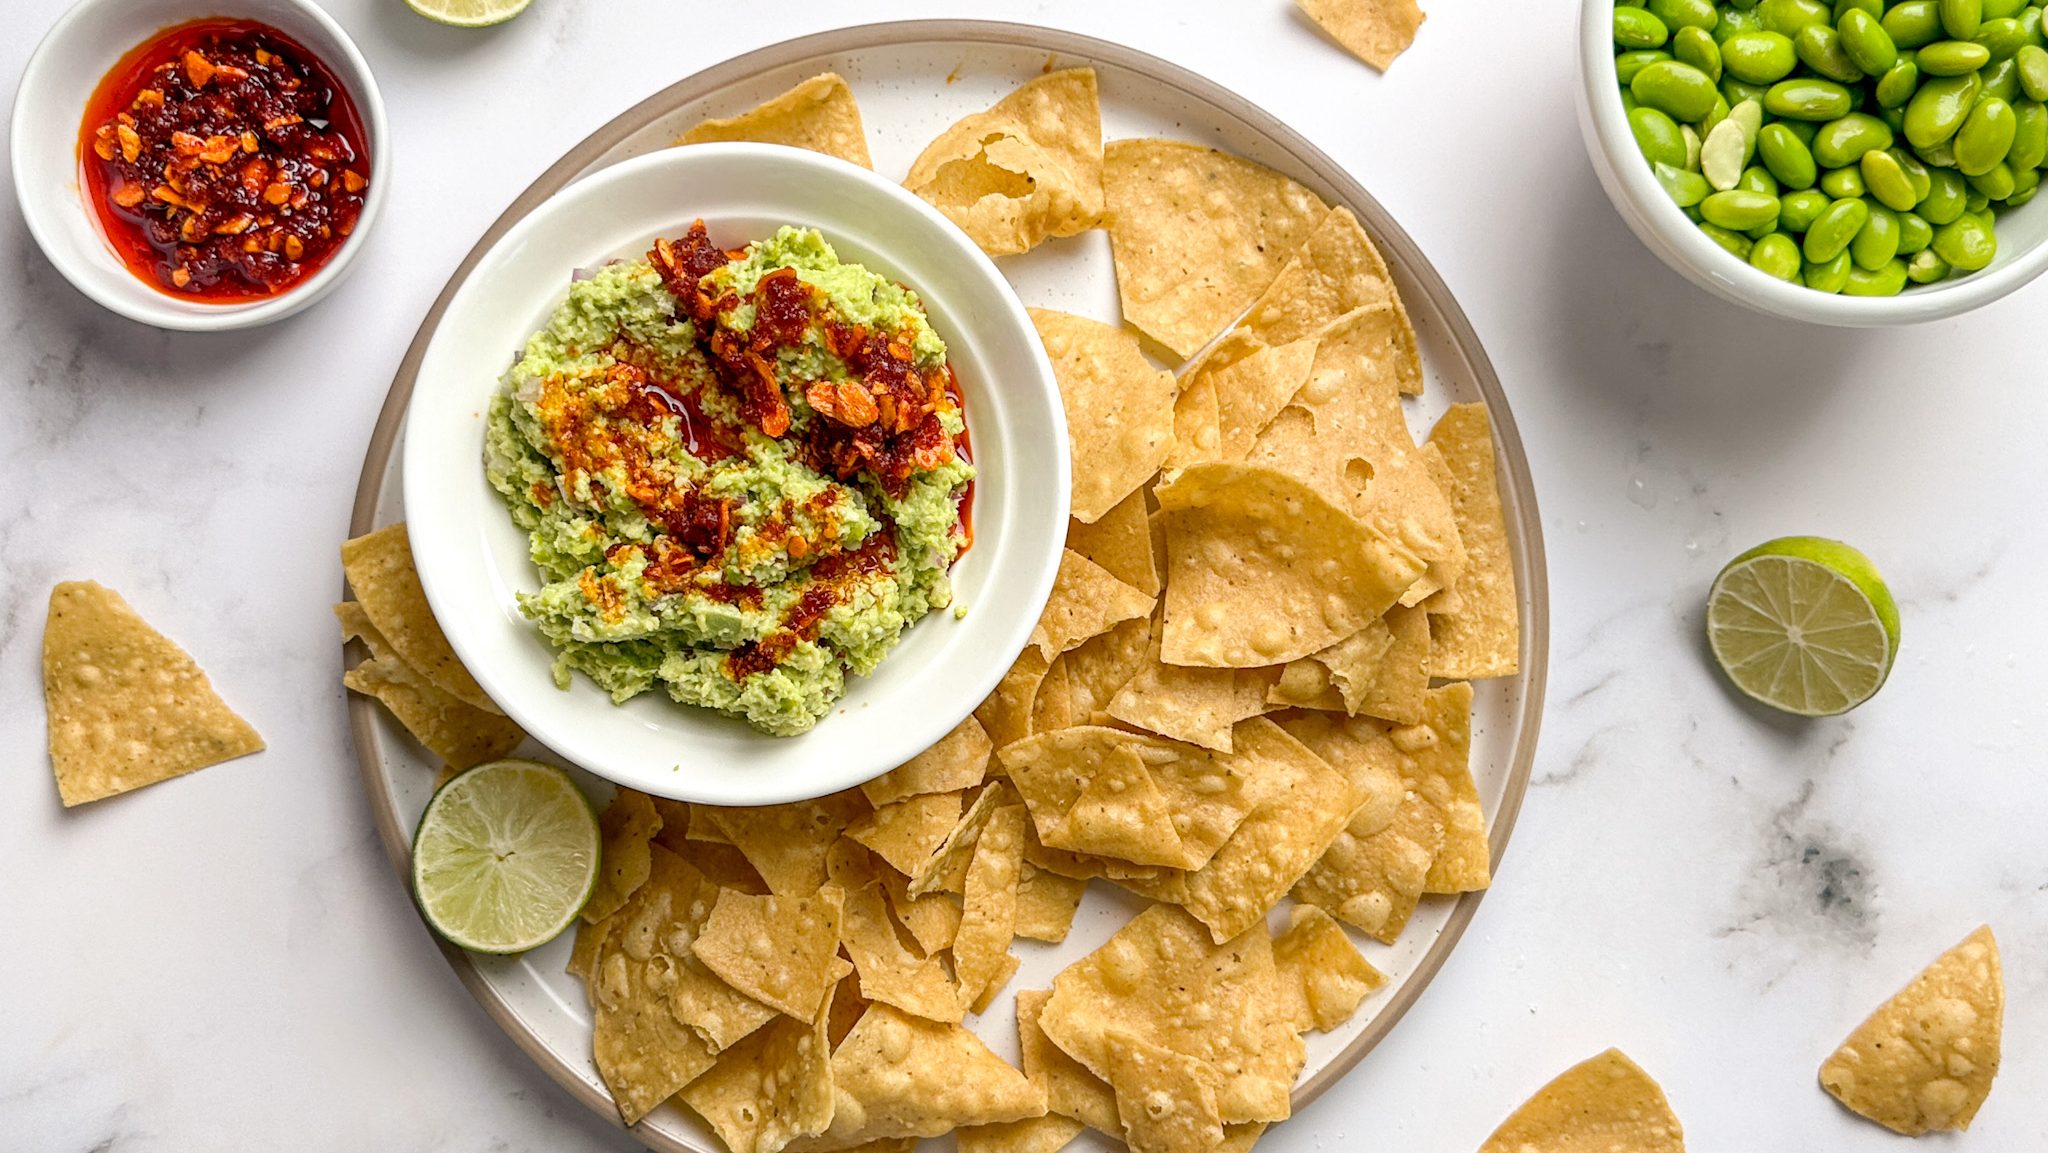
[3,0,2045,1149]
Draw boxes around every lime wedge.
[412,759,599,953]
[1706,536,1900,717]
[403,0,533,27]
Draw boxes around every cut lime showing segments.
[412,759,599,954]
[403,0,533,27]
[1707,536,1900,717]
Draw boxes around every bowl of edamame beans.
[1579,0,2048,323]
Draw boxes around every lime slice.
[403,0,533,27]
[412,759,599,953]
[1706,536,1900,717]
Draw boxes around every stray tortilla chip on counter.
[862,717,992,806]
[676,73,873,169]
[905,69,1104,256]
[1427,403,1521,679]
[1030,548,1156,659]
[1272,906,1385,1033]
[1030,309,1178,524]
[1820,925,2003,1136]
[678,993,836,1153]
[1106,1031,1226,1153]
[1102,139,1330,358]
[1477,1049,1686,1153]
[582,787,663,923]
[43,580,265,806]
[339,602,525,771]
[1066,488,1161,597]
[341,523,501,714]
[1295,0,1427,72]
[692,887,850,1021]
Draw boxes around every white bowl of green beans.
[1579,0,2048,324]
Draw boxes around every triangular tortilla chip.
[862,717,992,806]
[1105,1031,1226,1153]
[840,882,961,1023]
[340,524,499,713]
[977,647,1053,750]
[1236,209,1396,355]
[704,791,869,896]
[1031,548,1155,660]
[1820,926,2003,1135]
[1296,0,1427,72]
[1426,403,1520,679]
[1107,654,1276,753]
[1477,1049,1685,1153]
[678,73,872,168]
[1066,488,1161,598]
[1046,745,1188,867]
[958,1113,1087,1153]
[1206,337,1323,459]
[1017,988,1120,1134]
[812,1004,1047,1142]
[340,602,524,771]
[881,866,963,956]
[583,787,664,923]
[1271,906,1384,1033]
[1352,604,1430,725]
[1031,655,1076,734]
[954,803,1027,1008]
[847,791,966,878]
[905,69,1104,256]
[1274,711,1405,834]
[1291,782,1443,943]
[678,991,837,1153]
[1063,616,1154,725]
[1030,310,1178,523]
[44,580,264,806]
[909,784,1011,897]
[1401,682,1489,894]
[590,845,720,1123]
[1166,368,1223,470]
[1015,864,1089,944]
[693,887,849,1021]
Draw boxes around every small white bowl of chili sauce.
[12,0,387,330]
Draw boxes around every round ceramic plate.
[347,21,1550,1152]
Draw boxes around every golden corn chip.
[1166,369,1224,470]
[1477,1049,1685,1153]
[905,69,1104,256]
[1282,617,1397,717]
[1178,719,1364,942]
[1041,905,1302,1124]
[970,952,1023,1016]
[1820,926,2003,1136]
[1352,605,1430,725]
[958,1113,1086,1153]
[826,835,881,891]
[840,882,961,1024]
[39,580,264,807]
[909,783,1011,896]
[977,647,1054,750]
[590,845,720,1124]
[1264,658,1347,713]
[679,990,836,1153]
[693,886,849,1021]
[1296,0,1427,72]
[1401,682,1488,894]
[1105,1030,1226,1153]
[340,524,499,713]
[1157,463,1423,668]
[686,803,735,843]
[1031,655,1076,734]
[880,866,963,955]
[1016,864,1089,944]
[704,791,869,897]
[567,912,612,1005]
[1017,988,1120,1134]
[1066,488,1161,598]
[1427,403,1521,679]
[1001,726,1143,840]
[1107,656,1277,753]
[954,803,1028,1008]
[1062,616,1154,725]
[677,73,872,169]
[1046,745,1187,867]
[1031,548,1156,661]
[1205,337,1322,459]
[1102,139,1330,358]
[862,717,992,807]
[1236,209,1396,356]
[815,1004,1048,1142]
[1275,711,1405,834]
[583,787,664,923]
[339,602,523,771]
[675,959,780,1055]
[1291,784,1444,943]
[664,834,773,896]
[1030,310,1179,524]
[1218,1124,1267,1153]
[1272,906,1384,1033]
[827,968,869,1051]
[847,791,965,878]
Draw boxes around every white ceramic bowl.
[1577,0,2048,325]
[403,143,1069,806]
[11,0,387,331]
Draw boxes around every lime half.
[404,0,533,27]
[412,759,599,953]
[1707,536,1900,717]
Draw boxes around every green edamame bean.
[1739,163,1783,194]
[1630,106,1692,169]
[1941,0,1983,40]
[1843,257,1910,293]
[1700,188,1783,228]
[1980,55,2022,102]
[1618,49,1675,83]
[1760,0,1833,35]
[1814,111,1898,165]
[1633,60,1722,122]
[1723,77,1772,110]
[1783,118,1820,144]
[2015,4,2043,50]
[1907,247,1953,281]
[1760,122,1821,186]
[1838,8,1900,73]
[1982,0,2027,19]
[1877,58,1922,106]
[1921,167,1971,220]
[1889,146,1936,199]
[1915,38,1993,72]
[1968,158,2017,197]
[1797,22,1868,79]
[1821,164,1870,196]
[1967,187,1992,209]
[2009,100,2048,166]
[1904,72,1982,144]
[2015,44,2048,98]
[1974,15,2029,57]
[1851,203,1902,266]
[1674,26,1725,79]
[1898,210,1935,251]
[1780,187,1834,228]
[1803,196,1871,259]
[1863,147,1924,206]
[1716,7,1766,40]
[1932,211,1998,266]
[1920,137,1961,165]
[1880,103,1909,132]
[1766,76,1857,117]
[1749,231,1805,277]
[1956,95,2017,172]
[1649,0,1721,31]
[1684,122,1705,168]
[2006,162,2040,203]
[1699,220,1757,256]
[1804,250,1856,290]
[1835,0,1884,20]
[1703,93,1734,134]
[1623,89,1641,113]
[1721,30,1801,80]
[1655,161,1714,206]
[1884,0,1945,48]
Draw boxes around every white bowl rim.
[1577,0,2048,326]
[399,140,1070,807]
[10,0,390,332]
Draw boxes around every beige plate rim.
[346,19,1550,1147]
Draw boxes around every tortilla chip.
[583,788,664,923]
[1031,656,1076,734]
[848,791,965,878]
[1031,548,1156,660]
[881,866,963,955]
[687,804,736,843]
[905,69,1104,256]
[665,835,772,895]
[1107,655,1276,753]
[1105,1031,1226,1153]
[679,992,836,1153]
[954,803,1027,1008]
[1263,658,1347,713]
[1016,864,1089,943]
[841,882,961,1023]
[1041,905,1301,1124]
[1047,745,1188,867]
[1313,617,1398,715]
[675,960,780,1055]
[978,647,1054,750]
[1351,605,1429,724]
[677,73,872,168]
[567,912,612,1005]
[909,783,1010,896]
[1236,210,1396,355]
[1291,781,1444,943]
[1166,370,1224,470]
[1017,988,1120,1133]
[340,524,498,713]
[1274,712,1405,834]
[1195,337,1323,460]
[1102,140,1331,358]
[862,717,992,807]
[704,791,868,897]
[590,845,720,1123]
[1178,718,1365,942]
[1296,0,1427,72]
[39,581,264,807]
[340,603,523,771]
[958,1113,1087,1153]
[693,887,849,1021]
[1066,488,1161,598]
[1030,310,1178,523]
[1004,726,1262,875]
[1217,1124,1267,1153]
[1399,682,1488,894]
[1426,404,1520,679]
[1272,906,1385,1033]
[970,952,1024,1016]
[1063,616,1154,724]
[1156,463,1424,667]
[1820,926,2003,1136]
[818,1004,1047,1141]
[1477,1049,1685,1153]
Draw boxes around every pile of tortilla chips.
[558,73,1525,1153]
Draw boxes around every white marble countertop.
[4,0,2045,1148]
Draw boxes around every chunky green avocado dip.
[484,224,974,736]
